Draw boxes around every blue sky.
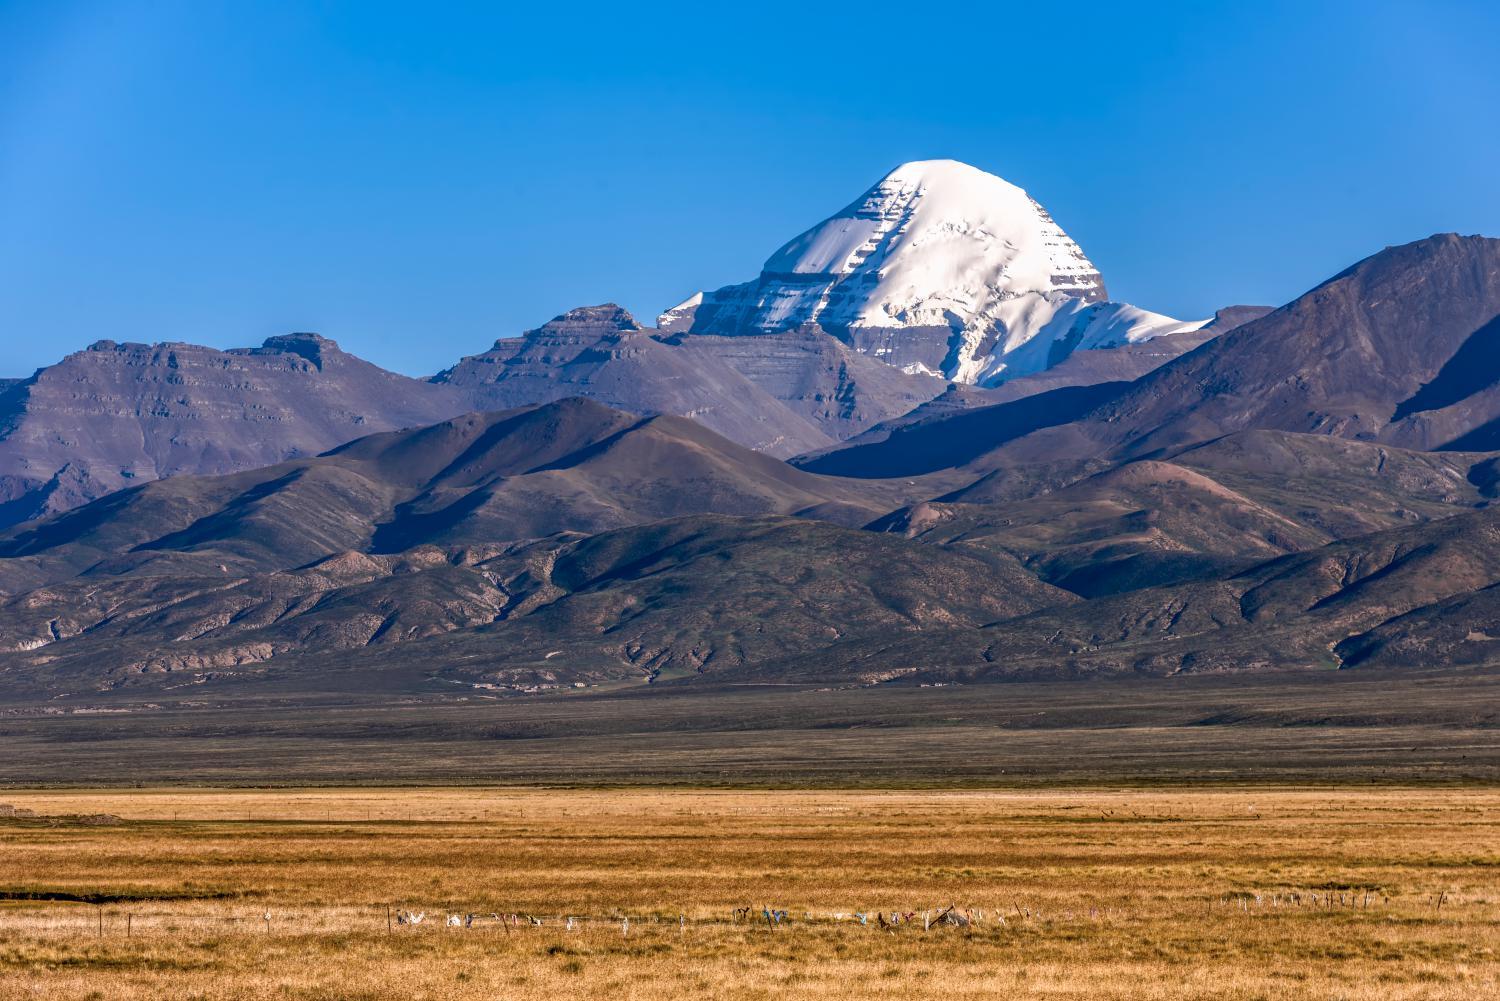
[2,1,1497,377]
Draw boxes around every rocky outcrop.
[431,305,835,456]
[433,304,949,455]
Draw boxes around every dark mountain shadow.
[1446,416,1500,452]
[794,380,1131,478]
[1394,313,1500,422]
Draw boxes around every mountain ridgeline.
[0,160,1212,526]
[1,158,1499,700]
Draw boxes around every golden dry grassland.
[1,787,1496,999]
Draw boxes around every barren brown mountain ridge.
[0,231,1497,706]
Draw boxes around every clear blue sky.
[2,1,1497,377]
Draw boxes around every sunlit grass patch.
[0,787,1495,998]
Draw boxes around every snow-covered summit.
[763,159,1105,303]
[674,159,1203,385]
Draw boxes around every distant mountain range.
[0,333,465,527]
[2,160,1499,701]
[0,161,1236,526]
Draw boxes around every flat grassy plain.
[3,669,1498,786]
[2,672,1496,997]
[1,787,1497,1000]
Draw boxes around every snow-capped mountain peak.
[677,159,1202,385]
[763,158,1105,302]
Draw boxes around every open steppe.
[1,786,1497,1000]
[3,672,1496,997]
[3,669,1499,787]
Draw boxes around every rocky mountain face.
[675,159,1203,384]
[811,306,1272,455]
[0,513,1069,695]
[0,399,1029,695]
[1086,233,1500,459]
[0,397,919,595]
[797,235,1500,480]
[3,417,1497,694]
[870,431,1494,598]
[432,304,948,456]
[0,306,949,524]
[812,504,1500,686]
[3,385,1499,697]
[0,335,467,529]
[431,304,834,456]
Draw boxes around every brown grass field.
[0,787,1496,999]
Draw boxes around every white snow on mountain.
[656,291,702,333]
[675,159,1203,385]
